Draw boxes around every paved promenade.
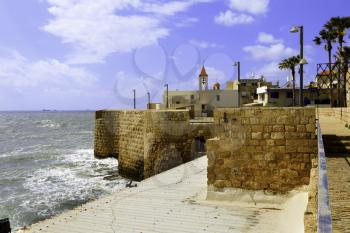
[17,157,307,233]
[319,115,350,233]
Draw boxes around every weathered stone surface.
[94,110,196,181]
[209,107,317,193]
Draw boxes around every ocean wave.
[18,148,126,228]
[36,120,61,129]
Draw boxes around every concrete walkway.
[319,115,350,233]
[17,157,307,233]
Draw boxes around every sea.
[0,111,128,230]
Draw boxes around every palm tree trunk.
[328,48,334,107]
[292,68,296,106]
[338,37,344,106]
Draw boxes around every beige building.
[163,67,239,117]
[257,86,332,107]
[226,76,273,105]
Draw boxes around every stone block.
[285,125,295,132]
[271,132,285,140]
[273,125,285,132]
[264,125,273,132]
[252,125,264,132]
[306,124,315,133]
[252,132,263,140]
[296,125,306,132]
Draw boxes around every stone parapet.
[144,110,192,178]
[207,107,317,193]
[94,110,202,180]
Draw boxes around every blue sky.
[0,0,349,110]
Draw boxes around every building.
[257,86,332,107]
[226,75,273,105]
[163,67,239,117]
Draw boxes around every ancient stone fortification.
[207,107,317,193]
[95,110,212,180]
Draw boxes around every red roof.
[318,70,331,76]
[199,66,208,77]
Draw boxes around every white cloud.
[257,32,282,44]
[0,50,96,90]
[0,50,115,110]
[242,33,300,81]
[214,0,269,26]
[254,62,288,80]
[43,0,212,64]
[205,66,227,81]
[243,43,297,61]
[142,0,212,16]
[229,0,269,15]
[189,40,223,49]
[214,10,254,26]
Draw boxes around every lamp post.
[290,26,306,107]
[164,84,169,109]
[233,61,241,107]
[147,92,151,109]
[133,89,136,109]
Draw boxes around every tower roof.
[213,82,220,90]
[199,66,208,77]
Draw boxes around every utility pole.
[133,89,136,109]
[300,26,304,107]
[147,92,150,109]
[164,84,169,109]
[290,26,305,107]
[233,61,241,107]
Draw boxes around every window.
[286,92,293,98]
[252,82,257,86]
[202,104,206,110]
[241,83,246,86]
[270,92,279,99]
[191,94,194,100]
[176,101,180,104]
[216,95,220,101]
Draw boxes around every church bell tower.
[198,66,208,91]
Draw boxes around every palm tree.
[314,28,337,68]
[279,55,301,106]
[326,17,350,55]
[314,28,337,106]
[337,46,350,106]
[326,17,350,106]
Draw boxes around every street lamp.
[290,25,305,107]
[164,84,169,109]
[299,58,308,65]
[133,89,136,109]
[233,61,241,107]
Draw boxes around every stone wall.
[94,110,120,158]
[144,111,192,178]
[94,110,202,180]
[117,111,145,180]
[207,107,317,193]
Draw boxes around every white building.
[163,67,239,117]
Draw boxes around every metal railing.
[316,120,332,233]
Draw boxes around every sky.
[0,0,349,111]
